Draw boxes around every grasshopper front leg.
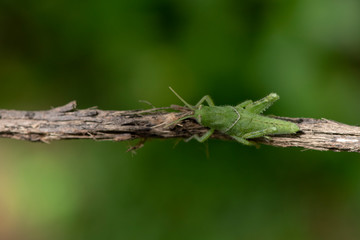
[195,95,215,107]
[186,128,215,143]
[169,87,215,109]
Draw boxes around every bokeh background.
[1,0,360,239]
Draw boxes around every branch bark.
[0,101,359,152]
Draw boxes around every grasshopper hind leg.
[242,127,277,139]
[236,100,253,108]
[245,93,279,114]
[231,127,277,146]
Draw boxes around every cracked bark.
[0,101,359,153]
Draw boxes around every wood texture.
[0,101,359,152]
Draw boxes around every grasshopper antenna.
[169,87,195,110]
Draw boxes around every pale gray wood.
[0,101,359,153]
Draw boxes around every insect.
[168,87,300,146]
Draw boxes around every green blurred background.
[1,0,360,239]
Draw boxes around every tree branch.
[0,101,359,152]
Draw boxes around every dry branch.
[0,101,360,153]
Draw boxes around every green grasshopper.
[169,87,299,146]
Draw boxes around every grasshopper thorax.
[195,105,240,132]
